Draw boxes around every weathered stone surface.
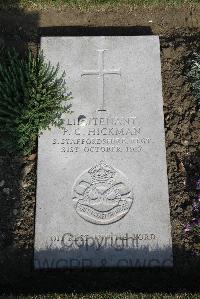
[34,36,173,269]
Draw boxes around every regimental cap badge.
[88,161,116,183]
[73,161,134,225]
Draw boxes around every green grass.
[0,294,200,299]
[0,0,199,10]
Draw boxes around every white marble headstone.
[34,36,173,268]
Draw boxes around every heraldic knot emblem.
[72,161,133,225]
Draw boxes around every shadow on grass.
[0,245,199,295]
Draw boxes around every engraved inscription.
[50,233,157,250]
[52,115,152,154]
[81,49,121,111]
[72,161,133,225]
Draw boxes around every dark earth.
[0,3,199,295]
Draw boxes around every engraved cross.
[81,49,121,111]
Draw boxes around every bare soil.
[0,4,199,295]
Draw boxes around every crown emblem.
[88,161,116,183]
